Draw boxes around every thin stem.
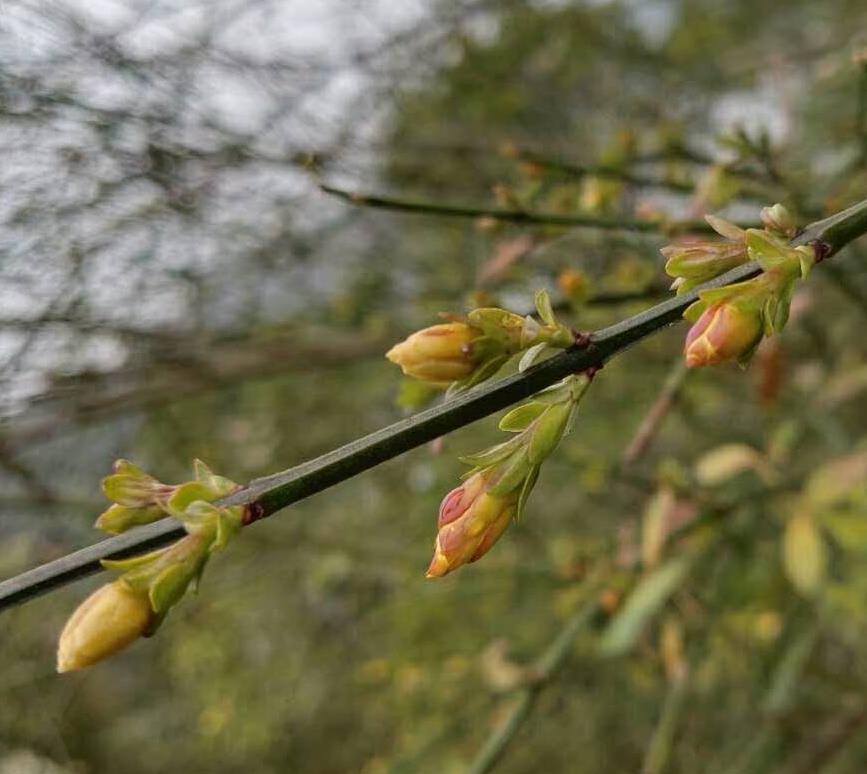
[466,600,600,774]
[1,198,866,612]
[319,184,749,234]
[622,360,690,468]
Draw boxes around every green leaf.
[458,437,521,469]
[705,213,744,241]
[600,556,692,656]
[746,229,797,273]
[101,547,167,574]
[498,401,548,432]
[488,447,531,496]
[518,342,548,373]
[148,563,193,614]
[534,289,557,326]
[166,482,220,517]
[95,504,164,535]
[515,464,540,521]
[527,400,570,464]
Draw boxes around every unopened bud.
[427,471,518,578]
[760,203,798,238]
[95,503,164,534]
[386,322,478,385]
[684,301,763,368]
[662,240,747,280]
[57,580,154,672]
[101,460,170,508]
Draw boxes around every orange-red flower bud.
[684,301,763,368]
[426,471,518,578]
[386,322,477,385]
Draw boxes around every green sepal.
[101,460,162,507]
[458,436,522,469]
[148,563,195,614]
[101,547,168,575]
[518,342,548,373]
[95,503,165,534]
[515,465,540,521]
[193,459,238,499]
[762,277,795,336]
[499,402,548,432]
[488,447,532,496]
[705,214,745,241]
[143,610,167,638]
[534,289,557,327]
[467,308,525,344]
[178,499,224,532]
[528,401,571,464]
[746,230,800,275]
[445,353,510,397]
[214,506,243,551]
[795,245,817,278]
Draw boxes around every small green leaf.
[488,447,531,496]
[101,547,167,574]
[518,342,548,373]
[746,229,796,273]
[528,401,570,464]
[166,483,219,517]
[515,465,540,521]
[534,289,557,326]
[458,437,521,469]
[498,402,548,432]
[705,213,744,241]
[148,564,193,614]
[95,504,164,535]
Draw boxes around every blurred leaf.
[783,513,827,596]
[600,555,692,657]
[694,444,772,487]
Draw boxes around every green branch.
[0,198,865,613]
[319,183,751,234]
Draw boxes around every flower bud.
[386,322,477,385]
[760,203,797,238]
[95,503,165,534]
[101,460,170,508]
[662,240,747,284]
[683,301,763,368]
[426,471,518,578]
[57,580,155,672]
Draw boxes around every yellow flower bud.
[683,301,763,368]
[57,580,154,672]
[386,322,477,385]
[426,471,518,578]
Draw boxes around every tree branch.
[319,183,753,234]
[1,198,865,613]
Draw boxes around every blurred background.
[2,0,867,771]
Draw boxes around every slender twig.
[622,361,690,468]
[641,670,690,774]
[319,183,752,234]
[466,600,601,774]
[1,199,865,612]
[510,150,773,202]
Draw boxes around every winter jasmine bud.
[57,580,154,672]
[684,301,764,368]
